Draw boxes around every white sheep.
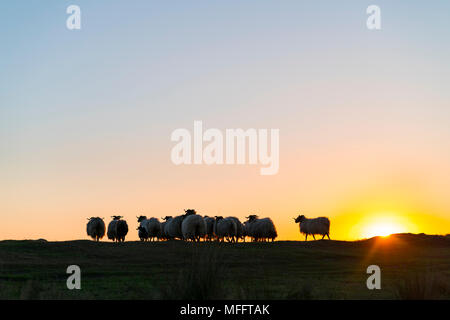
[226,216,244,242]
[181,210,206,242]
[294,214,330,241]
[203,216,216,241]
[107,219,118,241]
[86,217,105,241]
[214,216,237,242]
[137,225,149,241]
[137,216,161,241]
[245,215,277,242]
[159,219,168,240]
[242,221,249,242]
[164,215,184,240]
[107,216,128,242]
[162,216,173,239]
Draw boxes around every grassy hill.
[0,234,449,299]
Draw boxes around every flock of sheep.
[86,210,331,242]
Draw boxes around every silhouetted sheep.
[245,215,277,242]
[294,214,330,241]
[165,215,184,240]
[226,216,244,242]
[86,217,105,241]
[203,216,216,241]
[181,209,206,242]
[214,216,237,242]
[137,216,161,241]
[107,216,128,242]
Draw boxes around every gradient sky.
[1,1,449,241]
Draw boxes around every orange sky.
[2,139,450,241]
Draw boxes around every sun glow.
[358,213,415,239]
[363,222,405,238]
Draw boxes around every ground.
[0,233,449,299]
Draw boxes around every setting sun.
[353,213,418,239]
[363,222,405,238]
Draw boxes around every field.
[0,234,449,300]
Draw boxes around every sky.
[1,1,449,241]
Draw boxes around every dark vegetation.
[0,234,449,299]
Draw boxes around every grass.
[0,234,449,299]
[158,246,226,299]
[394,269,450,300]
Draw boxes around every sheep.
[242,221,249,242]
[137,216,161,242]
[226,216,244,242]
[137,216,149,241]
[162,216,173,239]
[86,217,105,241]
[181,209,206,242]
[137,226,149,241]
[107,216,128,242]
[214,216,237,242]
[245,215,277,242]
[164,215,184,240]
[159,220,168,241]
[203,216,216,241]
[294,214,330,241]
[116,219,128,242]
[107,219,118,241]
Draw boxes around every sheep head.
[184,209,197,216]
[137,215,147,222]
[294,215,306,223]
[112,215,123,220]
[246,215,258,222]
[87,217,102,221]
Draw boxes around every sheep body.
[203,216,215,241]
[115,220,128,242]
[165,215,184,239]
[159,221,168,240]
[107,220,118,241]
[182,214,206,241]
[140,218,161,241]
[214,217,237,242]
[245,215,277,242]
[107,216,128,242]
[86,217,105,241]
[137,226,149,241]
[294,215,330,241]
[226,216,244,242]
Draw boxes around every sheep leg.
[327,233,330,240]
[305,234,308,241]
[312,234,316,240]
